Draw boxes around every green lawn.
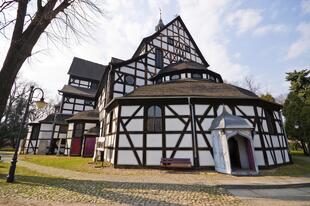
[261,155,310,177]
[20,154,111,173]
[0,147,14,152]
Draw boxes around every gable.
[133,16,209,67]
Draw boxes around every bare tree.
[0,0,104,120]
[243,76,260,94]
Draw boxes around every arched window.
[147,106,162,132]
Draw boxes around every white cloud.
[287,22,310,59]
[301,0,310,15]
[253,24,287,36]
[177,0,249,81]
[226,9,262,34]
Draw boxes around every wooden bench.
[160,158,191,168]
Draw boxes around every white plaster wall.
[254,151,265,166]
[201,119,213,131]
[165,134,180,147]
[275,150,283,164]
[63,103,73,110]
[146,151,162,165]
[117,150,142,165]
[130,134,143,147]
[147,134,162,147]
[199,151,214,166]
[197,134,208,147]
[167,105,189,116]
[179,134,192,147]
[267,151,274,165]
[126,119,143,131]
[194,105,210,115]
[253,134,261,147]
[236,106,255,116]
[165,118,185,131]
[85,123,96,130]
[118,134,130,147]
[272,135,280,147]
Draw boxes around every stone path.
[1,152,310,206]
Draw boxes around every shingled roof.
[66,109,99,122]
[39,114,73,124]
[59,85,97,98]
[150,61,223,82]
[68,57,106,81]
[125,79,258,99]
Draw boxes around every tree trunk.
[301,141,309,156]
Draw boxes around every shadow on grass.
[0,174,227,205]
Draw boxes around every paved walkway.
[1,152,310,206]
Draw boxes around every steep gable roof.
[132,16,209,67]
[68,57,107,81]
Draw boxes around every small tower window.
[125,75,135,85]
[147,106,162,132]
[168,37,174,46]
[155,48,164,68]
[185,45,190,53]
[170,74,180,80]
[192,73,202,79]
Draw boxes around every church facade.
[95,16,291,173]
[22,15,291,174]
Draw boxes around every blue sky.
[0,0,309,100]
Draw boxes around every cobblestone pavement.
[1,153,310,206]
[0,175,241,206]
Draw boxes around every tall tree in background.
[283,69,310,156]
[260,93,276,103]
[0,77,55,148]
[0,0,103,120]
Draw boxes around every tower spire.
[155,8,165,31]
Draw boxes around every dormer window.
[192,73,202,79]
[170,74,180,80]
[168,37,174,46]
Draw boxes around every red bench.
[160,158,191,168]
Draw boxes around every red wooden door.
[83,136,96,157]
[71,138,82,156]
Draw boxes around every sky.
[0,0,310,101]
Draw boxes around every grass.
[290,150,305,156]
[20,154,111,173]
[261,155,310,177]
[0,147,14,152]
[20,153,310,177]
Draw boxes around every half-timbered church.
[95,15,291,174]
[22,15,291,175]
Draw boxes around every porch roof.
[209,108,253,130]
